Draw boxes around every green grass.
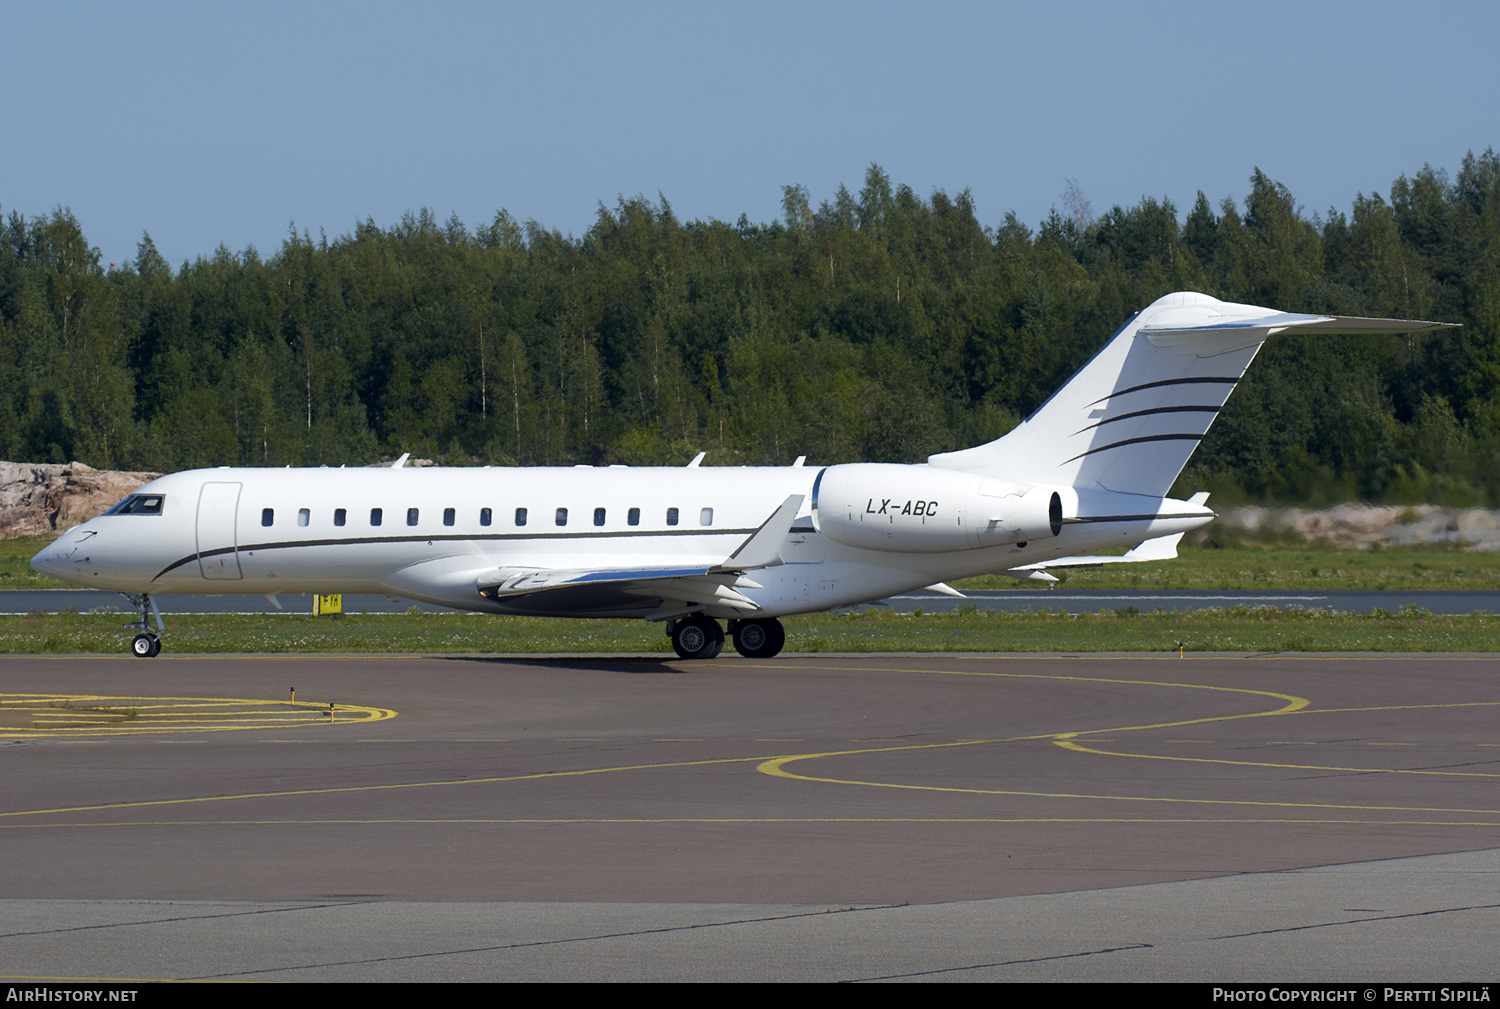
[0,537,65,588]
[2,606,1498,655]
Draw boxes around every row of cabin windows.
[260,506,716,529]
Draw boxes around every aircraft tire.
[671,615,721,660]
[704,620,725,659]
[732,618,785,659]
[131,634,160,658]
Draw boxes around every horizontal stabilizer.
[1144,312,1454,339]
[1143,313,1455,352]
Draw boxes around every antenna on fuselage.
[392,453,410,469]
[686,452,705,468]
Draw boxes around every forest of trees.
[2,152,1498,506]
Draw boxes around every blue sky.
[5,1,1496,268]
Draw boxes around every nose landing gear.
[123,593,165,658]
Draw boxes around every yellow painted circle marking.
[750,663,1500,821]
[0,693,396,737]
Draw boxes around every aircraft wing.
[474,494,805,618]
[478,564,765,616]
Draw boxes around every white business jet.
[31,292,1451,659]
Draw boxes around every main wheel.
[131,634,160,658]
[732,618,785,658]
[671,615,722,660]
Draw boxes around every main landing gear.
[123,593,165,658]
[667,616,785,660]
[729,618,785,659]
[668,614,724,659]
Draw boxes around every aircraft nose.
[31,540,68,578]
[31,530,89,580]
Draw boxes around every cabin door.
[196,482,243,579]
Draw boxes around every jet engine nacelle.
[811,464,1068,553]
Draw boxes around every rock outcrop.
[1205,504,1500,551]
[0,462,161,538]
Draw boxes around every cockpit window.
[104,494,164,516]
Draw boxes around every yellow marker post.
[313,594,343,616]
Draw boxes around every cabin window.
[407,508,419,527]
[593,507,605,527]
[480,508,492,527]
[666,507,679,526]
[443,507,455,527]
[515,507,527,526]
[627,507,640,526]
[104,495,164,516]
[334,508,346,527]
[555,507,568,526]
[370,508,383,527]
[261,508,274,527]
[700,507,714,526]
[297,508,310,527]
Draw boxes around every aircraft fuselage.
[32,463,1209,618]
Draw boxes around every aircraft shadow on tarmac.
[435,655,693,675]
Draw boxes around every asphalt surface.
[6,587,1500,615]
[0,651,1496,982]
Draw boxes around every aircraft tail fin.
[928,293,1454,498]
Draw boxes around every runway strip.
[1,652,1496,981]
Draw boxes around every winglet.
[717,494,805,571]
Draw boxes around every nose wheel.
[669,615,724,659]
[123,593,166,658]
